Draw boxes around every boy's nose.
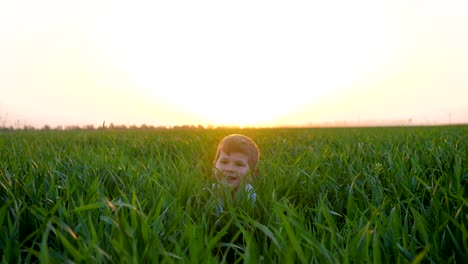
[223,164,235,172]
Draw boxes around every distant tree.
[65,125,81,131]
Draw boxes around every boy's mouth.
[226,176,238,182]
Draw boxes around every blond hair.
[213,134,260,171]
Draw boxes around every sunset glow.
[1,1,467,128]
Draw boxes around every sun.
[92,2,397,127]
[138,84,311,127]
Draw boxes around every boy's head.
[213,134,260,190]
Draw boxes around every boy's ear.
[253,168,258,177]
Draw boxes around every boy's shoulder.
[208,183,257,202]
[244,183,256,202]
[245,183,254,192]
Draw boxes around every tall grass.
[0,126,467,263]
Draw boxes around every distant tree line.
[0,122,225,131]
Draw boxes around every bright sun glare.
[93,1,395,127]
[2,1,468,128]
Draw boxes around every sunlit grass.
[0,126,467,263]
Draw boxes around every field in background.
[1,126,467,263]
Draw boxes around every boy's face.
[214,150,252,191]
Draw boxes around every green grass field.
[1,126,467,263]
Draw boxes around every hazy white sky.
[1,0,467,128]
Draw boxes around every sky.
[1,0,467,128]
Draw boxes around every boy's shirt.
[212,183,256,216]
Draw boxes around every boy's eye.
[235,162,246,167]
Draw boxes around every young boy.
[212,134,260,211]
[210,134,260,261]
